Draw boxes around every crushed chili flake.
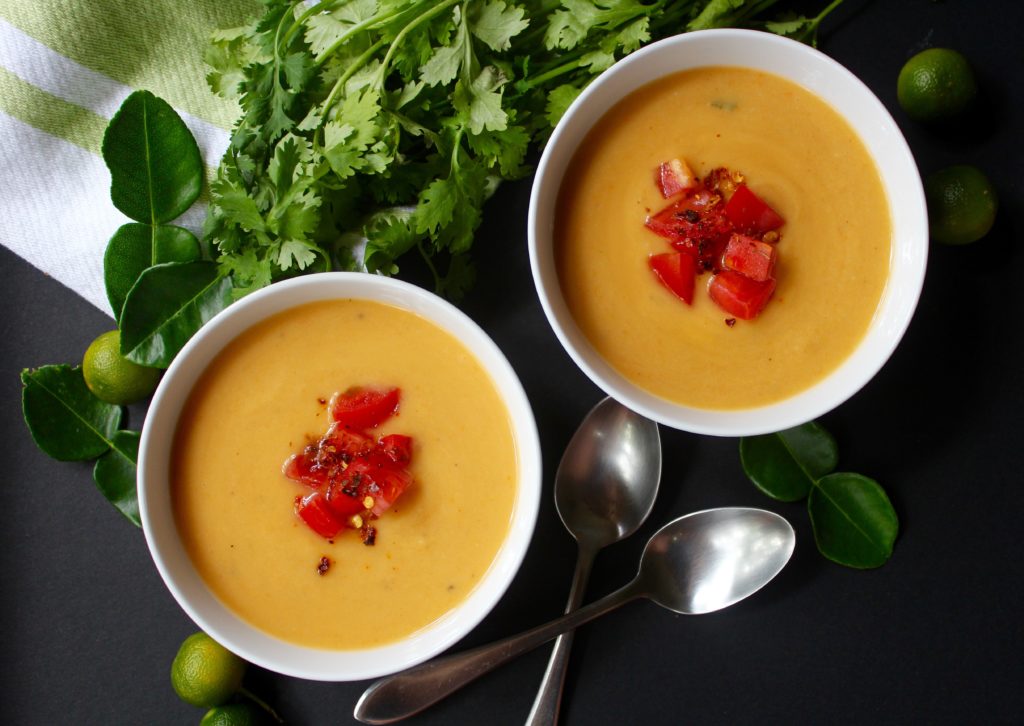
[317,397,327,405]
[317,556,331,575]
[361,525,377,546]
[725,318,737,327]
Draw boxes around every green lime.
[200,702,266,726]
[897,48,977,121]
[170,632,247,708]
[82,330,160,405]
[924,165,998,245]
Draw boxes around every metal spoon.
[527,397,661,726]
[354,507,795,724]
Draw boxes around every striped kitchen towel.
[0,0,258,315]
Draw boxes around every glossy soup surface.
[172,299,518,649]
[555,66,892,410]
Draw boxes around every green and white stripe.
[0,1,257,315]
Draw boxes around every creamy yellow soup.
[555,67,891,410]
[172,299,517,650]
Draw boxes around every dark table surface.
[3,1,1022,724]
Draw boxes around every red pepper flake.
[725,318,737,327]
[362,525,377,546]
[317,556,331,576]
[317,397,327,406]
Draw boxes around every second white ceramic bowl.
[529,29,927,436]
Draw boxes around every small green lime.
[82,330,160,404]
[897,48,977,121]
[924,165,998,245]
[170,632,247,708]
[200,702,266,726]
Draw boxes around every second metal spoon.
[526,397,661,726]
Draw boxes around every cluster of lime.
[897,48,998,245]
[171,632,279,725]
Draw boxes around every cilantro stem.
[280,0,344,50]
[416,238,442,292]
[319,36,387,122]
[375,0,461,86]
[312,3,413,70]
[239,686,284,724]
[815,0,845,24]
[518,54,586,91]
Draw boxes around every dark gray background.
[2,1,1022,724]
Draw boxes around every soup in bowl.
[529,29,927,436]
[139,273,541,680]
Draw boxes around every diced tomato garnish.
[656,158,697,199]
[346,458,412,517]
[722,184,784,234]
[648,252,697,304]
[721,233,777,282]
[645,190,721,243]
[708,270,777,320]
[282,446,328,488]
[284,385,415,539]
[329,387,400,429]
[378,434,413,464]
[320,424,374,462]
[296,491,344,538]
[325,478,366,519]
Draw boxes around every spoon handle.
[354,581,642,725]
[524,543,597,726]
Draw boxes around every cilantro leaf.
[469,0,530,52]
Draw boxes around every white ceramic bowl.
[138,273,541,681]
[529,29,927,436]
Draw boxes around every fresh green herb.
[740,421,899,568]
[204,0,844,299]
[21,90,217,526]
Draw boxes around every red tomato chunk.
[722,184,784,234]
[379,434,413,464]
[296,491,344,539]
[329,387,400,429]
[708,271,777,320]
[656,158,697,199]
[283,386,414,541]
[722,233,777,282]
[649,252,696,304]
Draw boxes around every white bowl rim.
[528,28,928,436]
[138,272,542,681]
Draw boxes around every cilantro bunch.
[205,0,842,298]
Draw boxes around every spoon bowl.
[555,397,661,547]
[638,507,795,614]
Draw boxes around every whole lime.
[897,48,977,121]
[924,165,998,245]
[82,330,160,404]
[200,702,266,726]
[170,632,247,708]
